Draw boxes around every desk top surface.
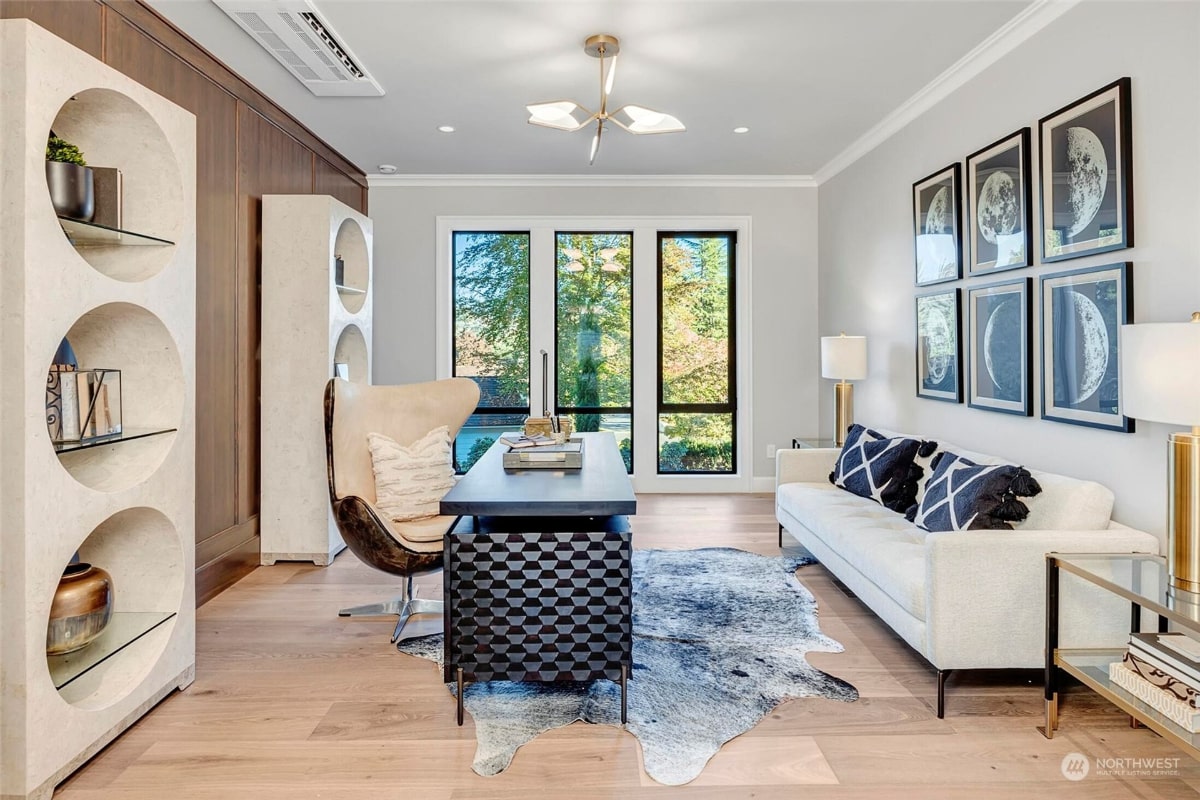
[440,431,637,517]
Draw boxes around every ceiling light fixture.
[438,125,456,133]
[527,34,685,166]
[377,164,398,174]
[733,126,750,134]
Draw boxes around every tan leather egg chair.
[324,377,480,642]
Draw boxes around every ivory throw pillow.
[367,426,454,522]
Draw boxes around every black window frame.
[553,230,635,474]
[451,230,532,473]
[656,231,738,475]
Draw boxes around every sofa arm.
[924,527,1160,669]
[776,447,839,487]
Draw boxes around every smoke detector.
[213,0,384,97]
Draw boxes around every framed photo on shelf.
[913,164,963,286]
[915,288,962,403]
[1040,262,1133,432]
[967,278,1032,416]
[1039,78,1133,263]
[966,128,1031,275]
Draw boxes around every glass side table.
[1041,552,1200,757]
[792,438,840,449]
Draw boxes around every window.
[657,232,736,474]
[451,231,530,471]
[555,232,633,472]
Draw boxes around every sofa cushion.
[870,427,1115,530]
[828,424,927,513]
[906,452,1042,531]
[778,482,929,620]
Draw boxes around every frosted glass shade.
[1121,322,1200,426]
[821,335,867,381]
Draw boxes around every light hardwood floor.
[57,494,1200,799]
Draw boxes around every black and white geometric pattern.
[445,531,632,684]
[906,451,1041,531]
[828,424,924,513]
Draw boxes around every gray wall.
[369,185,819,482]
[817,1,1200,537]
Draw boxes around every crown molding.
[812,0,1081,185]
[367,173,817,189]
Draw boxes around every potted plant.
[46,133,94,222]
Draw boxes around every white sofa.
[774,430,1160,716]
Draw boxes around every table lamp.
[821,333,867,446]
[1121,313,1200,594]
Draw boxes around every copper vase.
[47,563,113,655]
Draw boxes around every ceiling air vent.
[212,0,384,97]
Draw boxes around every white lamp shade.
[821,335,867,381]
[1120,322,1200,426]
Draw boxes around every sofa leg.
[778,523,783,548]
[937,669,952,719]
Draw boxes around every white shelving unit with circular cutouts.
[0,20,196,800]
[260,194,373,566]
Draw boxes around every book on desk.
[501,438,584,470]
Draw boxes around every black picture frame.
[913,163,963,286]
[967,129,1032,275]
[915,288,962,403]
[1039,78,1133,263]
[967,277,1032,416]
[1039,262,1134,432]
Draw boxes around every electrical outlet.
[766,444,777,459]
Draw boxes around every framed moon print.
[967,278,1031,416]
[913,164,963,286]
[967,129,1031,275]
[916,288,962,403]
[1040,262,1134,432]
[1039,78,1133,263]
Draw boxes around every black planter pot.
[46,160,95,222]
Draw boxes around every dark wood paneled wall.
[1,0,369,604]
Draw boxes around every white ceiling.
[147,0,1034,176]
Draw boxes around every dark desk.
[439,432,635,725]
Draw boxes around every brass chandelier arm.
[525,33,683,164]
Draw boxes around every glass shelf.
[1058,648,1200,751]
[53,427,176,454]
[59,216,174,247]
[335,284,366,295]
[48,611,175,690]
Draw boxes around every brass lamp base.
[1170,431,1200,592]
[833,382,854,447]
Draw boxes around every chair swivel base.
[338,578,442,643]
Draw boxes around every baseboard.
[751,476,776,493]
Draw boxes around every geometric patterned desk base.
[443,527,632,725]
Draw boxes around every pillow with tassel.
[905,451,1042,531]
[828,424,938,514]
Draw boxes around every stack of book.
[499,434,556,449]
[1109,632,1200,731]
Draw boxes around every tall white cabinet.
[260,194,373,566]
[0,20,197,800]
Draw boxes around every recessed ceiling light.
[438,125,456,133]
[377,164,398,174]
[733,126,750,134]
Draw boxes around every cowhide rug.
[397,547,857,785]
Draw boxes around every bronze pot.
[45,160,95,222]
[47,563,113,655]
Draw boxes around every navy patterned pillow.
[828,424,931,513]
[905,451,1042,531]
